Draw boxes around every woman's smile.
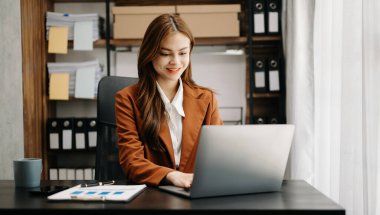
[166,67,181,73]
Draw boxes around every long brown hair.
[136,14,200,151]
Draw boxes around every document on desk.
[47,184,147,202]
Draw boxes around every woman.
[115,14,223,188]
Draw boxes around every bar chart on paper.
[48,184,147,202]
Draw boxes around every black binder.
[47,118,61,150]
[268,116,279,124]
[253,116,267,124]
[266,0,281,35]
[253,0,266,35]
[253,58,267,92]
[268,57,280,92]
[61,118,74,150]
[86,118,97,148]
[268,116,285,124]
[74,118,86,150]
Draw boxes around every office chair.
[95,76,138,180]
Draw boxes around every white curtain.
[284,0,380,215]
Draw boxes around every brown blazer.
[115,82,223,186]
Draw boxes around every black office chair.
[95,76,138,180]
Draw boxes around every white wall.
[192,48,246,123]
[0,0,24,179]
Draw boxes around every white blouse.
[156,79,185,168]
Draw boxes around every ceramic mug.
[13,158,42,188]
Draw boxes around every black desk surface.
[0,180,344,215]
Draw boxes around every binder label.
[88,131,97,148]
[255,71,266,88]
[254,13,265,33]
[49,133,59,149]
[268,12,279,33]
[62,129,72,150]
[75,133,86,149]
[269,70,280,91]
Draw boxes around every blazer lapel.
[179,84,209,170]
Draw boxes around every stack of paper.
[47,60,104,100]
[46,12,104,41]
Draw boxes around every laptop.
[158,124,295,198]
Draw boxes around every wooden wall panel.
[20,0,51,179]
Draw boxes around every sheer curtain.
[283,0,380,215]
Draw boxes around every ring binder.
[253,0,266,35]
[268,116,279,124]
[267,0,281,34]
[86,118,97,148]
[61,118,74,150]
[47,118,61,150]
[74,118,86,150]
[254,116,266,124]
[253,58,267,92]
[268,57,280,92]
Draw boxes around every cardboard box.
[177,4,241,37]
[113,6,176,39]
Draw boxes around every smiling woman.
[115,14,223,189]
[152,32,190,90]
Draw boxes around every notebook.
[158,124,295,198]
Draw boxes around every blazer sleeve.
[115,90,173,186]
[205,92,224,125]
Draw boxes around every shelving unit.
[69,36,279,47]
[67,36,280,49]
[245,0,285,124]
[21,0,286,180]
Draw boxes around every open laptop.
[158,124,295,198]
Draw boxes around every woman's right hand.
[165,171,193,188]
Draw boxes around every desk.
[0,180,344,215]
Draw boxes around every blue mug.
[13,158,42,188]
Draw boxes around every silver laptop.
[158,124,295,198]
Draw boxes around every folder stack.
[47,117,97,150]
[47,60,104,99]
[46,12,104,41]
